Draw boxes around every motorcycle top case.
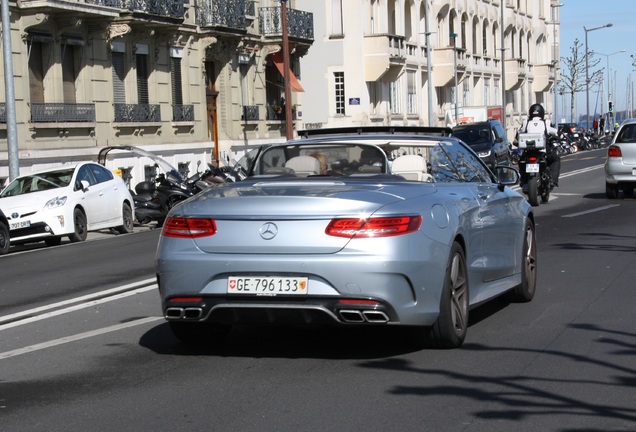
[517,133,546,149]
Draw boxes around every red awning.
[272,52,304,92]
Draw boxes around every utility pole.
[2,0,20,180]
[280,0,293,140]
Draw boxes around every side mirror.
[75,180,90,191]
[495,165,520,190]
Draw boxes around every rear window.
[616,125,636,143]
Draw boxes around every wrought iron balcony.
[114,103,161,123]
[123,0,184,19]
[30,103,96,123]
[241,105,259,121]
[260,6,314,41]
[86,0,125,8]
[0,103,5,123]
[173,104,194,122]
[196,0,247,30]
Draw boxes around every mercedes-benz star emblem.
[259,222,278,240]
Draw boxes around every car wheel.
[44,236,62,247]
[509,219,537,302]
[115,203,134,234]
[427,241,469,349]
[606,182,619,199]
[0,223,10,255]
[68,208,88,242]
[169,321,231,345]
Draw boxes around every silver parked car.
[156,127,536,349]
[605,118,636,198]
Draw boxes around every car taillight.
[162,217,216,238]
[325,216,422,238]
[528,156,538,163]
[608,145,622,158]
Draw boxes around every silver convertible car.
[156,127,536,348]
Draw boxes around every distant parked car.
[0,208,9,255]
[605,118,636,198]
[452,120,511,171]
[0,163,135,247]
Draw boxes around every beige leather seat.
[391,155,432,182]
[285,155,321,176]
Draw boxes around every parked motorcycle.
[98,146,198,224]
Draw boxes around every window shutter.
[112,52,126,104]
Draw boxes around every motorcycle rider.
[516,103,560,190]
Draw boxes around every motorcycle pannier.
[517,133,546,149]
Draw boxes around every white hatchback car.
[605,118,636,198]
[0,163,135,246]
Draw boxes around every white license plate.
[526,163,540,173]
[228,276,308,295]
[10,220,30,230]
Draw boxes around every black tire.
[0,222,10,255]
[509,219,537,302]
[169,321,231,345]
[44,236,62,247]
[115,202,134,234]
[527,177,540,207]
[426,242,469,349]
[68,208,88,243]
[606,182,619,199]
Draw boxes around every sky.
[558,0,636,122]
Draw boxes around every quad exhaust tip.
[165,307,203,320]
[339,309,389,324]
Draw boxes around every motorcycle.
[98,145,198,224]
[517,133,554,207]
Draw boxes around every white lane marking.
[562,204,621,218]
[0,285,157,331]
[0,316,163,360]
[0,278,156,325]
[560,164,604,178]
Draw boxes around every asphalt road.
[1,149,635,432]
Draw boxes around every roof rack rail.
[297,126,453,138]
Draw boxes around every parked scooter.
[129,180,166,226]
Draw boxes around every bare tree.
[558,38,603,123]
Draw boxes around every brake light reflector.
[162,217,216,238]
[168,297,204,303]
[528,156,538,163]
[325,215,422,238]
[608,145,622,158]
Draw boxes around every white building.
[297,0,561,141]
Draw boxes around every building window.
[111,42,126,104]
[331,0,343,36]
[407,70,417,115]
[334,72,345,115]
[28,38,51,104]
[62,44,80,104]
[390,79,401,115]
[136,45,149,105]
[484,78,491,106]
[170,55,183,106]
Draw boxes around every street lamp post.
[551,3,564,125]
[584,23,612,131]
[424,0,434,126]
[591,49,626,130]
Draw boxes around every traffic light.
[609,101,613,112]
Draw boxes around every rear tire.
[115,202,134,234]
[606,182,619,199]
[68,209,88,242]
[527,177,540,206]
[510,219,537,302]
[169,321,231,345]
[425,242,469,349]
